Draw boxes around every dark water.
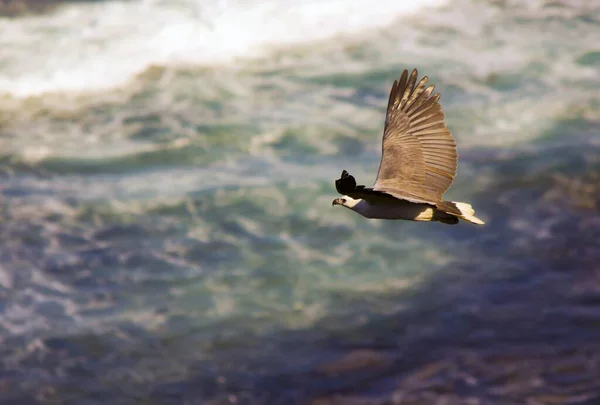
[1,0,600,404]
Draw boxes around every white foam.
[0,0,447,97]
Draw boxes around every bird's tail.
[437,201,485,225]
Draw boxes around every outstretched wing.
[373,69,458,204]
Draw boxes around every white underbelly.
[355,200,435,221]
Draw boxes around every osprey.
[333,69,484,225]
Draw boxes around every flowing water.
[1,0,600,404]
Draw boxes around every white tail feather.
[453,202,485,225]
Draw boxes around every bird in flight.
[332,69,484,225]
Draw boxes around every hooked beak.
[332,198,341,206]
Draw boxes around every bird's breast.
[353,200,435,221]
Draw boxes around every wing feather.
[373,68,458,203]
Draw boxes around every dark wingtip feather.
[335,170,357,195]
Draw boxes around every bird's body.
[332,68,485,225]
[334,195,457,223]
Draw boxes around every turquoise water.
[1,0,600,404]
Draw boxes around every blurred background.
[1,0,600,404]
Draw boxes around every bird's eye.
[341,199,346,203]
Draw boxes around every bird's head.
[332,196,360,209]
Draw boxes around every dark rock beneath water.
[0,0,105,17]
[0,0,56,16]
[317,350,391,376]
